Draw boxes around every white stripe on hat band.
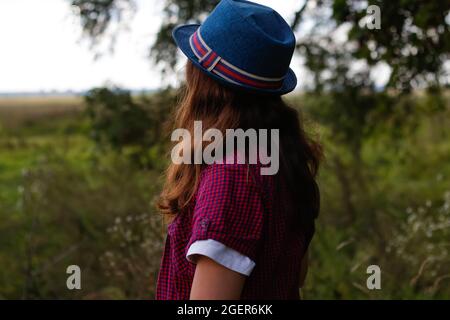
[208,56,221,71]
[212,70,240,85]
[220,59,285,82]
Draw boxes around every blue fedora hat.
[172,0,297,95]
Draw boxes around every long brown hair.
[158,61,322,235]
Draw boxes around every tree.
[85,87,154,152]
[70,0,220,73]
[84,87,176,168]
[69,0,449,90]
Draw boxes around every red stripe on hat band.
[215,63,282,89]
[202,52,217,69]
[193,32,207,56]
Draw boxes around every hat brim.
[172,24,297,96]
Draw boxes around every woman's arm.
[190,255,246,300]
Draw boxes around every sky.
[0,0,390,93]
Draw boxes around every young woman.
[156,0,321,300]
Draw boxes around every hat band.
[189,29,285,90]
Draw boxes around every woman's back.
[156,162,307,300]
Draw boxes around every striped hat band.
[189,29,285,90]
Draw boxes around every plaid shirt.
[156,162,308,300]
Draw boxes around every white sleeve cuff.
[186,239,256,276]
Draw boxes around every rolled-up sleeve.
[185,163,264,275]
[187,239,256,276]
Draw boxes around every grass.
[0,97,90,218]
[0,96,164,299]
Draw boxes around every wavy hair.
[158,61,322,236]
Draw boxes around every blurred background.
[0,0,449,299]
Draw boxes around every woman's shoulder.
[201,160,263,182]
[199,162,273,200]
[204,149,264,173]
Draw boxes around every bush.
[85,87,176,169]
[15,154,164,299]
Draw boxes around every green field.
[0,93,449,299]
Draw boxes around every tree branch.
[291,0,310,30]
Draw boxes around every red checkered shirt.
[156,162,308,299]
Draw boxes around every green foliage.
[333,0,450,91]
[1,92,449,299]
[85,87,176,168]
[0,97,166,299]
[69,0,220,73]
[70,0,136,53]
[86,88,153,150]
[1,152,164,299]
[301,89,396,154]
[296,92,450,299]
[150,0,220,73]
[0,88,176,298]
